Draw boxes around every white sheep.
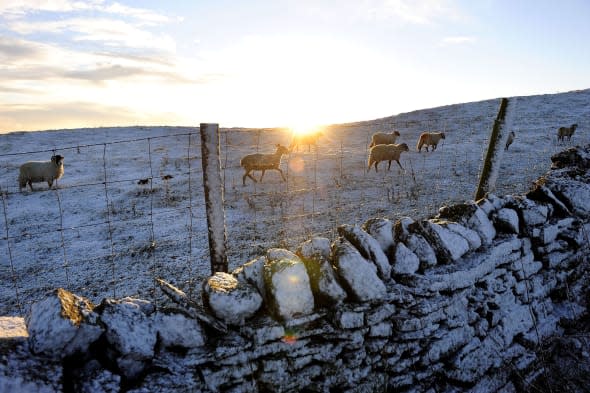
[289,131,323,152]
[240,144,290,185]
[369,131,401,148]
[367,143,410,172]
[18,155,64,191]
[416,132,446,152]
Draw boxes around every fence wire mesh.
[0,114,571,316]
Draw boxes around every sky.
[1,0,589,133]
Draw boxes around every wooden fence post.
[475,98,514,201]
[200,123,228,273]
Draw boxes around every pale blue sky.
[1,0,589,132]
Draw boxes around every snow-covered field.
[1,89,588,317]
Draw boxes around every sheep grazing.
[369,131,401,148]
[367,143,410,172]
[416,132,446,152]
[557,123,578,142]
[240,144,290,185]
[18,155,64,191]
[289,131,323,152]
[505,131,516,150]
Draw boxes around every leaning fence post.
[475,97,517,200]
[200,123,228,273]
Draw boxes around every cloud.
[365,0,462,25]
[0,0,171,24]
[8,17,176,52]
[440,36,476,46]
[0,36,47,63]
[0,101,178,133]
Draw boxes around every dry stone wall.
[3,145,590,393]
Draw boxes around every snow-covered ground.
[1,89,588,317]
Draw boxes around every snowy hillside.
[1,89,588,317]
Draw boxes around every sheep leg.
[374,162,379,172]
[243,170,257,186]
[277,168,286,182]
[395,160,404,171]
[27,180,34,191]
[387,161,392,171]
[259,170,266,183]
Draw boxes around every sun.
[289,122,323,137]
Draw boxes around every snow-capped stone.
[363,218,395,255]
[546,177,590,219]
[153,311,205,349]
[267,248,299,262]
[299,253,347,307]
[476,197,495,216]
[486,193,506,210]
[393,217,414,241]
[423,325,475,365]
[444,222,482,251]
[538,217,575,245]
[26,288,103,359]
[337,224,391,280]
[518,198,549,227]
[437,203,497,245]
[550,145,590,169]
[97,297,157,380]
[296,237,332,261]
[331,238,386,302]
[404,234,437,269]
[494,208,520,234]
[392,242,420,275]
[527,184,571,216]
[410,220,470,263]
[232,256,267,299]
[202,272,263,326]
[263,256,315,322]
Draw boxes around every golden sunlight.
[289,122,322,137]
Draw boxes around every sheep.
[240,144,290,185]
[557,124,578,142]
[367,143,410,172]
[289,131,323,152]
[369,131,401,148]
[505,131,516,150]
[18,155,64,191]
[416,132,446,152]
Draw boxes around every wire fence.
[0,109,578,316]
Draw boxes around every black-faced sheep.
[505,131,515,150]
[240,144,290,185]
[416,132,446,152]
[289,131,323,152]
[369,131,401,148]
[18,155,64,191]
[367,143,410,172]
[557,124,577,142]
